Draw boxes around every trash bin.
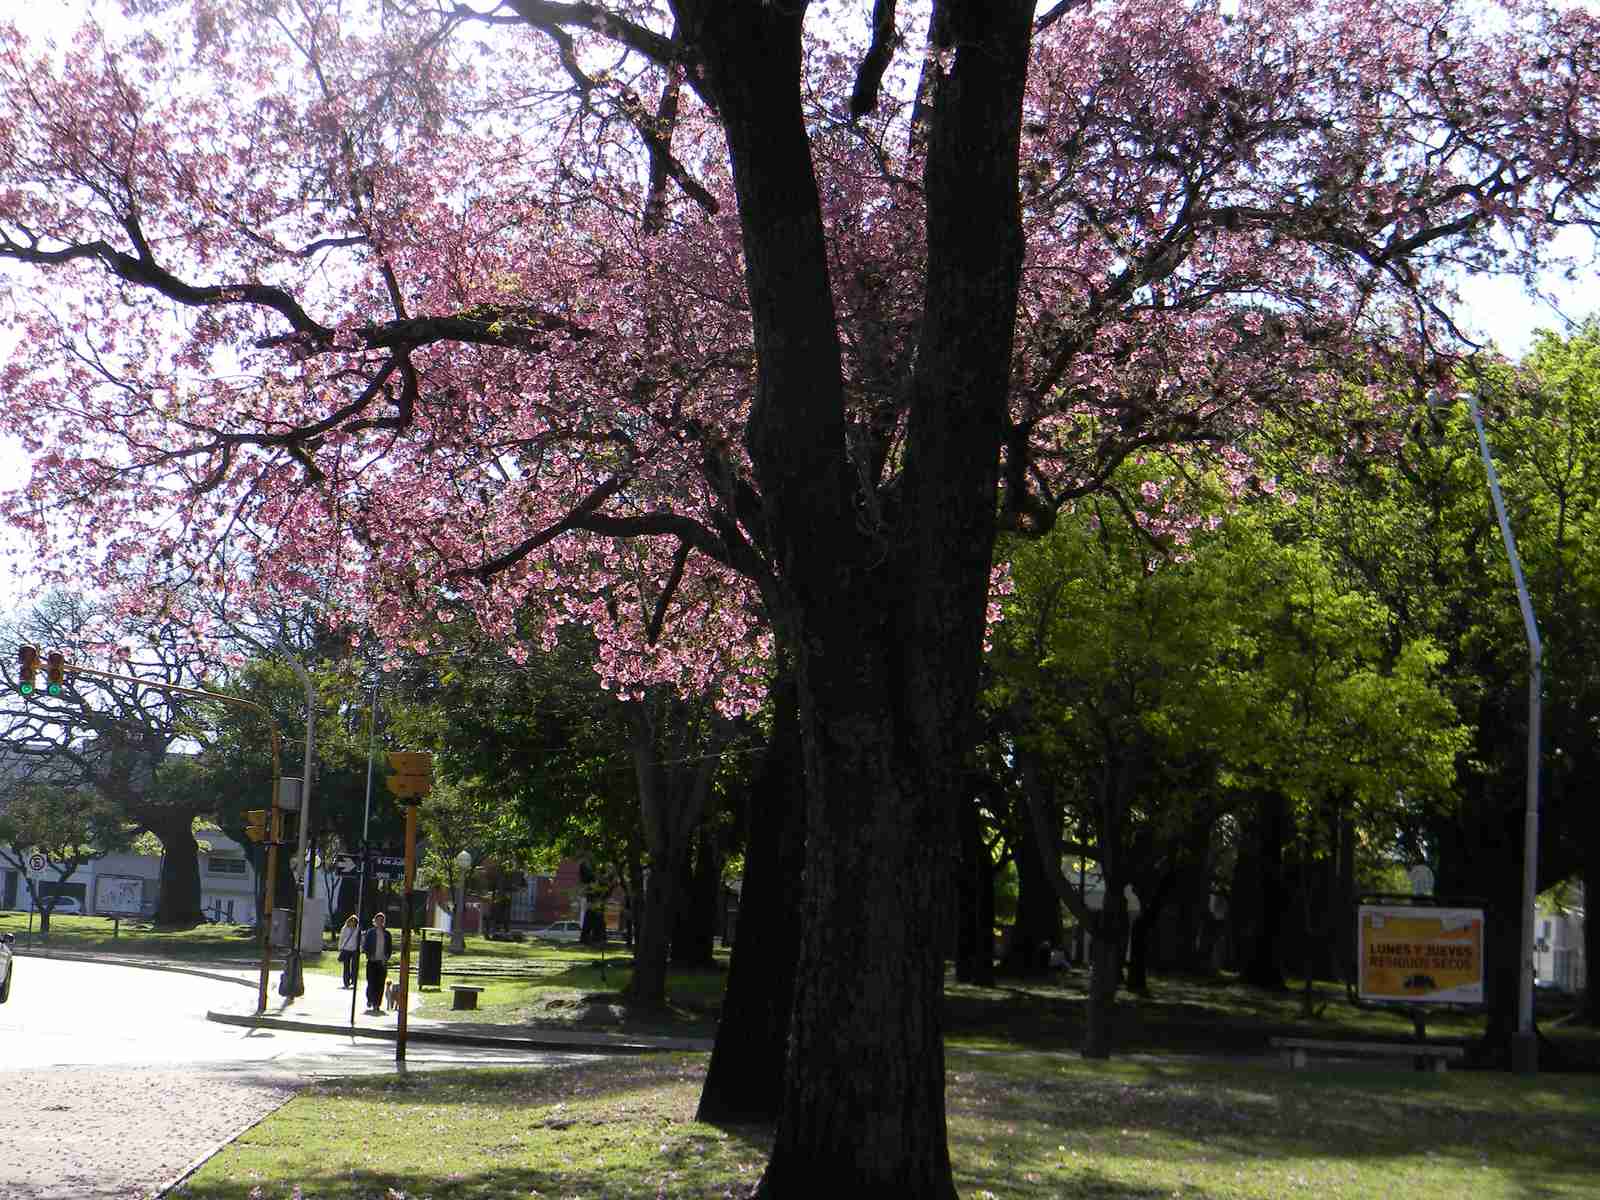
[418,933,443,989]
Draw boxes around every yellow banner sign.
[386,751,434,798]
[1357,904,1484,1004]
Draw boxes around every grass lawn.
[0,910,265,961]
[174,1051,1600,1199]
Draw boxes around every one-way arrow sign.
[330,852,407,878]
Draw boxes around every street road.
[0,956,599,1199]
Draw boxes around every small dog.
[384,980,401,1012]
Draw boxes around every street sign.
[330,852,407,878]
[27,853,45,873]
[385,751,434,798]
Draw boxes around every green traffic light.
[19,682,34,696]
[46,682,63,696]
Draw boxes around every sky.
[0,0,1597,617]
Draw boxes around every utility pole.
[350,679,378,1030]
[1463,389,1544,1075]
[278,652,317,1001]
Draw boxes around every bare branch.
[850,0,898,119]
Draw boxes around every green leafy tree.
[992,467,1464,1055]
[0,781,131,935]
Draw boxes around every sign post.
[383,751,433,1065]
[26,852,43,945]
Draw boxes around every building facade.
[1,831,261,923]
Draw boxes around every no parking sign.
[27,853,45,873]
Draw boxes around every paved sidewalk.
[206,964,715,1055]
[20,943,714,1054]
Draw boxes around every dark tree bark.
[1002,791,1062,976]
[668,2,1034,1193]
[1080,761,1128,1058]
[625,695,723,1010]
[1127,864,1179,995]
[1083,897,1127,1059]
[147,808,205,927]
[1437,747,1533,1065]
[953,794,997,986]
[698,669,806,1124]
[671,825,722,967]
[1579,842,1600,1024]
[1238,791,1290,991]
[1168,818,1219,974]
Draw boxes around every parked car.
[532,920,583,943]
[42,896,83,916]
[0,931,14,1003]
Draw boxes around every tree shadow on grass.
[948,1057,1600,1198]
[952,1164,1189,1199]
[183,1090,771,1200]
[297,1053,708,1111]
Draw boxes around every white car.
[43,896,83,916]
[533,920,583,943]
[0,932,14,1004]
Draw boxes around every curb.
[203,1010,709,1055]
[154,1087,301,1199]
[16,946,261,990]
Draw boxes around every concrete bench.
[1269,1037,1466,1073]
[450,983,486,1011]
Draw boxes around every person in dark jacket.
[362,911,394,1013]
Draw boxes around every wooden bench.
[450,984,486,1011]
[1269,1037,1466,1073]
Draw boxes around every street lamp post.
[1463,389,1544,1075]
[451,850,472,954]
[278,654,317,1001]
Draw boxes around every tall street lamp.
[451,849,473,954]
[1462,389,1544,1075]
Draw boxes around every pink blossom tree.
[2,0,1598,1192]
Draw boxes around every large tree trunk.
[1579,841,1599,1024]
[1002,791,1062,976]
[698,670,807,1124]
[630,851,681,1009]
[625,696,721,1010]
[1127,865,1178,995]
[671,827,721,968]
[1170,818,1218,973]
[148,811,205,928]
[953,794,997,985]
[1238,792,1289,991]
[1083,899,1127,1059]
[679,4,1031,1190]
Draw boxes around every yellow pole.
[396,798,419,1064]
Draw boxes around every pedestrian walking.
[337,914,360,989]
[363,911,393,1013]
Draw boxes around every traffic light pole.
[41,658,286,1014]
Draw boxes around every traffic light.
[243,809,271,843]
[17,645,38,696]
[45,650,66,696]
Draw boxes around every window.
[207,855,247,876]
